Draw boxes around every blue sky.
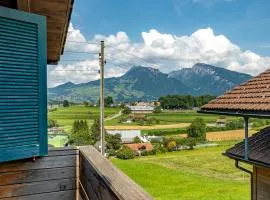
[48,0,270,87]
[72,0,270,56]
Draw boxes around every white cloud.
[47,23,270,87]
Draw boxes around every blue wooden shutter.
[0,6,47,162]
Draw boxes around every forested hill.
[48,63,252,102]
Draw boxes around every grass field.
[112,141,250,200]
[48,135,68,147]
[48,106,121,131]
[147,111,238,124]
[104,110,239,127]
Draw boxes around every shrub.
[167,141,177,151]
[48,119,59,128]
[141,150,149,156]
[184,137,197,150]
[122,107,131,114]
[148,149,157,155]
[116,147,135,159]
[153,106,162,113]
[133,136,141,143]
[107,149,117,156]
[187,118,206,141]
[63,100,69,107]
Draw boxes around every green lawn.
[48,105,121,131]
[112,142,250,200]
[147,111,238,124]
[48,135,68,147]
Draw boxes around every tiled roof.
[201,69,270,113]
[125,143,153,152]
[225,126,270,166]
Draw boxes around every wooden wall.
[253,166,270,200]
[79,146,153,200]
[0,148,78,200]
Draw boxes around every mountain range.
[48,63,252,102]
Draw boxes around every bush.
[187,118,206,141]
[122,107,131,114]
[116,147,135,159]
[48,119,59,128]
[141,150,149,156]
[107,149,117,156]
[184,137,197,150]
[153,106,162,113]
[148,149,157,155]
[167,141,177,151]
[63,100,69,107]
[133,136,141,143]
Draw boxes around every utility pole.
[99,41,105,156]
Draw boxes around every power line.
[66,40,100,45]
[60,59,98,62]
[64,50,99,54]
[106,46,159,67]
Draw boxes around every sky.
[48,0,270,87]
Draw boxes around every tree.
[116,147,135,159]
[133,136,141,143]
[63,100,69,107]
[187,118,206,141]
[122,106,131,114]
[104,96,114,107]
[83,101,90,107]
[184,137,197,150]
[90,118,100,143]
[106,133,121,150]
[153,106,162,113]
[69,120,92,145]
[48,119,59,128]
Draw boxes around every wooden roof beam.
[17,0,30,12]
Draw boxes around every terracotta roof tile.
[201,69,270,113]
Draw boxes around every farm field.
[112,141,250,200]
[104,110,239,126]
[48,106,121,131]
[105,123,191,130]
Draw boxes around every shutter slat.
[0,6,47,162]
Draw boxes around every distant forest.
[159,95,216,109]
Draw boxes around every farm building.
[107,130,141,143]
[200,69,270,200]
[127,105,155,113]
[125,143,153,154]
[0,1,152,200]
[216,118,227,127]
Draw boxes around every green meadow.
[48,106,121,131]
[112,141,250,200]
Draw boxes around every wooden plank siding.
[0,148,78,200]
[253,166,270,200]
[79,146,153,200]
[0,146,152,200]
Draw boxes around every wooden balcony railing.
[0,146,152,200]
[79,146,153,200]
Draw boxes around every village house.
[127,105,155,113]
[200,69,270,200]
[125,143,153,155]
[216,118,227,127]
[0,1,152,200]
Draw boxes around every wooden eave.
[0,0,74,64]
